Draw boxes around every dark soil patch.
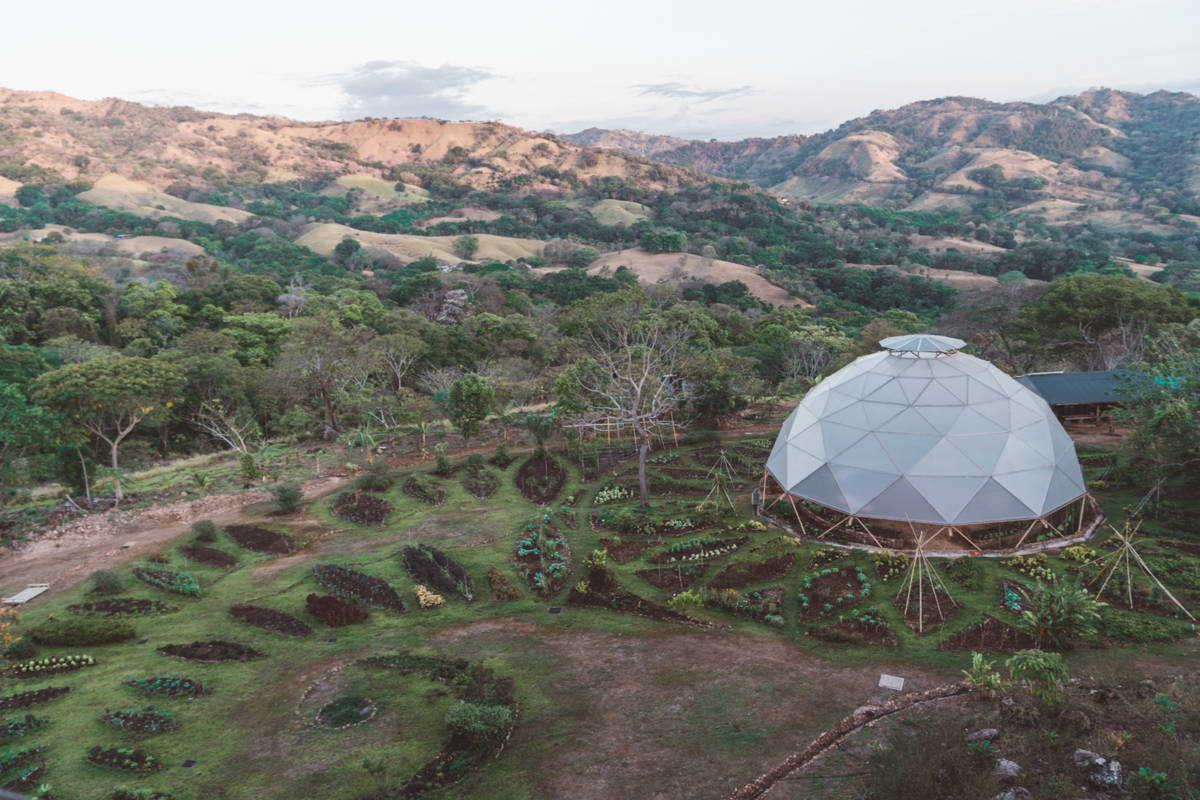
[808,617,898,646]
[598,538,656,564]
[101,706,178,739]
[229,604,313,637]
[893,584,960,632]
[124,676,211,697]
[179,544,238,568]
[636,564,707,593]
[3,762,45,794]
[515,454,566,504]
[227,525,294,555]
[305,594,369,627]
[312,564,408,612]
[0,747,43,783]
[68,597,177,617]
[112,790,175,800]
[797,566,870,622]
[937,615,1037,653]
[1159,538,1200,558]
[401,544,474,600]
[460,463,500,500]
[331,491,394,525]
[0,687,71,711]
[709,553,796,590]
[402,474,446,506]
[568,564,705,626]
[87,745,161,773]
[157,641,266,663]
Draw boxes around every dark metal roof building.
[1014,370,1132,407]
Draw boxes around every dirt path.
[0,477,345,597]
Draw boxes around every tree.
[33,357,185,503]
[556,297,690,506]
[271,316,364,438]
[446,374,494,446]
[453,235,480,261]
[333,236,362,265]
[568,246,600,269]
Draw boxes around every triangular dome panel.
[791,464,849,512]
[859,478,942,522]
[829,465,900,513]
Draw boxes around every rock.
[1089,759,1122,789]
[1137,679,1157,698]
[967,727,999,742]
[994,788,1031,800]
[1073,749,1101,767]
[995,759,1022,781]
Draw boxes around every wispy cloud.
[634,81,753,104]
[327,61,499,120]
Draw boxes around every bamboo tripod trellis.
[702,450,738,511]
[1088,520,1195,620]
[896,526,958,633]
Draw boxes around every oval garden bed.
[460,463,500,500]
[124,676,211,697]
[179,543,238,568]
[305,594,369,627]
[101,706,179,739]
[515,454,565,504]
[0,715,48,745]
[68,597,178,617]
[86,745,161,774]
[230,604,313,637]
[0,687,71,711]
[312,564,407,612]
[6,655,96,680]
[157,641,266,663]
[316,694,377,729]
[226,525,294,555]
[331,491,394,525]
[133,566,201,597]
[401,545,474,601]
[402,475,445,507]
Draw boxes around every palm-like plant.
[1015,573,1103,649]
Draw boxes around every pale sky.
[4,0,1198,140]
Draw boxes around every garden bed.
[133,566,201,597]
[68,597,178,617]
[636,564,707,593]
[486,567,522,601]
[699,586,784,626]
[893,584,960,632]
[6,655,96,680]
[937,615,1037,653]
[86,745,161,774]
[402,474,446,506]
[460,463,500,500]
[0,687,69,711]
[226,525,294,554]
[1000,578,1034,615]
[124,676,211,697]
[179,543,239,568]
[0,715,47,745]
[796,565,872,621]
[157,641,266,663]
[597,538,656,564]
[808,608,897,646]
[515,453,566,504]
[312,564,408,612]
[305,594,369,626]
[2,763,44,794]
[568,564,704,626]
[513,517,570,597]
[0,746,44,780]
[229,604,313,637]
[316,695,376,729]
[401,545,474,600]
[100,707,178,739]
[809,547,850,569]
[648,535,749,565]
[709,553,796,590]
[332,490,394,525]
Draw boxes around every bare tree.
[190,398,260,455]
[416,366,463,396]
[376,333,427,389]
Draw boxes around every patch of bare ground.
[434,619,952,800]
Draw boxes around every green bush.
[353,462,393,492]
[29,618,136,646]
[945,557,984,589]
[271,482,303,513]
[4,638,34,660]
[191,520,218,543]
[1015,574,1103,649]
[1007,649,1068,706]
[88,569,125,596]
[444,701,512,751]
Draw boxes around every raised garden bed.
[179,544,238,568]
[809,547,850,569]
[893,584,960,632]
[226,525,294,554]
[312,564,408,612]
[100,706,178,739]
[1000,578,1034,614]
[568,563,703,626]
[937,615,1037,653]
[316,695,376,728]
[513,517,570,597]
[133,566,201,597]
[0,688,71,712]
[2,763,44,794]
[808,608,897,646]
[401,474,445,507]
[1000,553,1054,582]
[124,677,210,698]
[699,586,784,625]
[229,604,313,637]
[401,544,474,600]
[0,715,48,745]
[597,537,656,564]
[636,564,707,593]
[486,567,521,601]
[86,745,161,774]
[331,490,394,525]
[872,551,908,582]
[305,593,369,626]
[460,463,500,500]
[709,553,796,590]
[68,597,179,618]
[6,655,96,680]
[515,453,566,504]
[648,535,749,565]
[157,641,266,663]
[796,565,872,621]
[0,746,44,779]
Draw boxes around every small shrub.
[962,652,1010,699]
[4,638,34,660]
[1127,767,1177,800]
[486,567,521,601]
[433,443,452,476]
[1014,574,1103,649]
[489,441,512,468]
[668,589,702,612]
[1007,649,1068,706]
[238,452,259,481]
[30,618,136,647]
[415,585,445,609]
[190,520,217,543]
[444,701,513,751]
[271,482,303,513]
[89,569,125,595]
[946,557,984,589]
[353,461,393,492]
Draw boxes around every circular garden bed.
[316,694,377,728]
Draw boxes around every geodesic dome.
[765,334,1087,526]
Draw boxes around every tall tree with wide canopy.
[33,357,185,503]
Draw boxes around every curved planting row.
[0,687,71,711]
[0,715,48,745]
[649,535,749,565]
[305,594,368,627]
[402,474,445,507]
[0,746,43,777]
[230,604,313,637]
[312,564,407,612]
[124,677,210,697]
[226,525,294,554]
[157,641,265,663]
[68,597,177,617]
[87,745,161,773]
[5,654,96,680]
[180,543,238,568]
[513,516,570,597]
[100,706,178,738]
[401,545,473,601]
[133,566,201,597]
[331,491,394,525]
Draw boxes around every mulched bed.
[797,566,869,622]
[132,566,200,597]
[87,745,161,773]
[809,548,850,569]
[1000,578,1035,614]
[598,537,656,564]
[515,453,566,504]
[700,585,784,625]
[305,594,369,627]
[401,475,446,506]
[100,707,179,739]
[124,677,211,697]
[331,491,394,525]
[1158,538,1200,558]
[808,618,898,646]
[0,747,44,781]
[893,584,960,632]
[0,715,47,745]
[460,463,500,500]
[568,564,706,626]
[112,789,176,800]
[179,544,238,568]
[6,655,96,680]
[3,763,45,794]
[0,687,71,711]
[312,564,408,612]
[636,564,707,592]
[68,597,178,618]
[157,641,266,663]
[400,544,474,600]
[226,525,294,554]
[229,604,313,637]
[708,553,796,590]
[937,615,1037,653]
